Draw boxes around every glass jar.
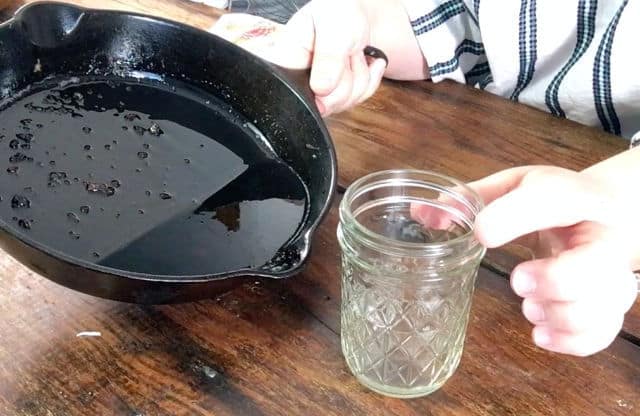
[337,170,485,398]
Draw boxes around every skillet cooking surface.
[0,76,309,277]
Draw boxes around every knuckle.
[556,303,589,331]
[311,4,368,53]
[520,167,581,195]
[519,167,558,187]
[543,261,575,299]
[549,304,572,328]
[323,90,351,111]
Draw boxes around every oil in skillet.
[0,78,308,276]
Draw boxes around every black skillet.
[0,2,387,303]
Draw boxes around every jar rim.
[339,169,484,256]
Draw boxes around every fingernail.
[512,270,536,296]
[533,327,551,347]
[523,301,545,322]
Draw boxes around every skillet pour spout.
[0,2,337,304]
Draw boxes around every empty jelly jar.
[338,170,485,398]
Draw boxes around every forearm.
[367,0,429,81]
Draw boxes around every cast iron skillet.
[0,1,385,303]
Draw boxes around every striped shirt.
[401,0,639,139]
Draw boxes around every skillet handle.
[275,46,389,112]
[363,46,389,64]
[260,232,312,277]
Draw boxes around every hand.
[260,0,428,116]
[470,165,638,356]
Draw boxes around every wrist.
[366,0,429,80]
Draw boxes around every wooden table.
[1,1,639,415]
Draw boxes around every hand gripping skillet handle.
[274,46,389,112]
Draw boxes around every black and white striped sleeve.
[402,0,488,86]
[401,0,640,139]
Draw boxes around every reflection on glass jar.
[338,170,485,398]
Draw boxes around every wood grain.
[1,197,640,415]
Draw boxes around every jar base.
[352,373,447,399]
[343,341,464,399]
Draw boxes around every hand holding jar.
[467,156,640,357]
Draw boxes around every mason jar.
[337,170,486,398]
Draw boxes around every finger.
[511,242,637,306]
[522,299,621,333]
[310,2,367,96]
[410,180,486,233]
[532,316,623,356]
[475,168,614,248]
[340,53,370,112]
[316,62,354,116]
[410,181,484,231]
[410,202,455,230]
[358,58,387,104]
[467,166,541,206]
